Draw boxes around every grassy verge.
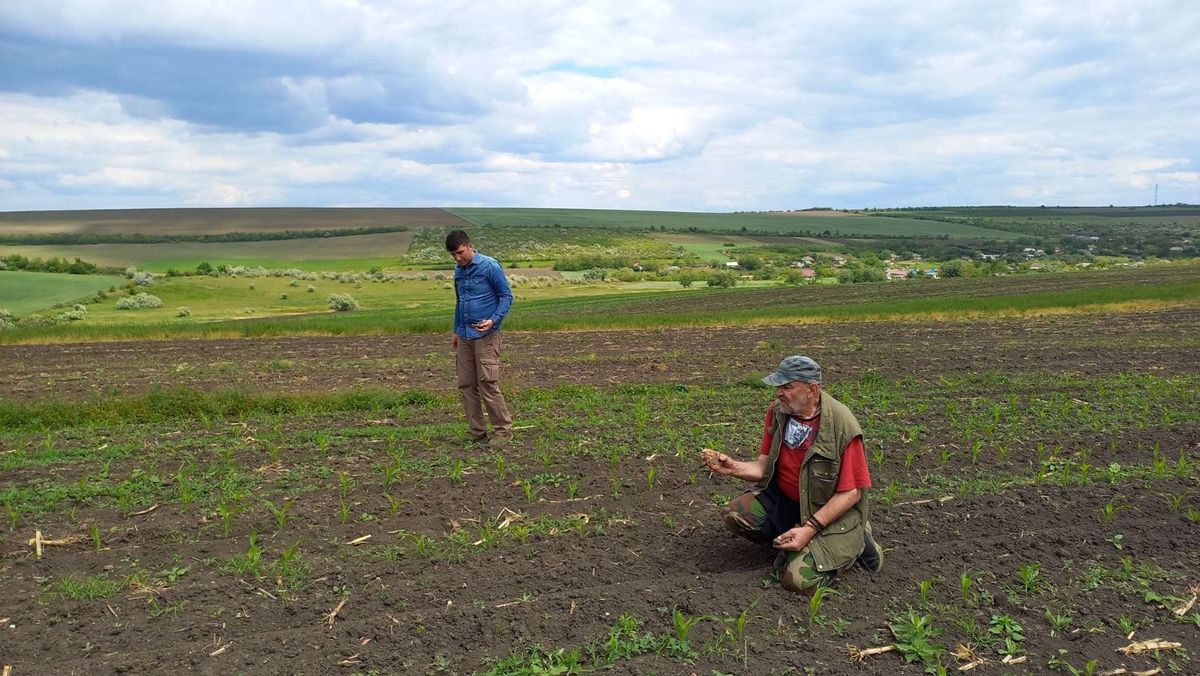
[4,272,1197,344]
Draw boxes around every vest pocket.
[808,510,864,572]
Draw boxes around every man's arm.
[487,260,513,322]
[704,449,770,482]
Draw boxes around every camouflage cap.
[762,355,822,386]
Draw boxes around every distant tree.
[706,271,738,288]
[736,255,762,271]
[196,261,213,275]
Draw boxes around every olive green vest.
[760,392,870,573]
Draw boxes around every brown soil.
[3,307,1196,401]
[1,307,1197,675]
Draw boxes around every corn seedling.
[521,480,540,504]
[338,498,351,524]
[175,462,197,506]
[264,499,292,533]
[493,454,507,481]
[3,500,18,531]
[273,540,309,591]
[960,571,974,605]
[1018,562,1042,595]
[566,480,580,500]
[224,532,263,577]
[1097,499,1129,523]
[381,459,402,488]
[808,586,838,625]
[448,459,465,484]
[91,525,101,551]
[385,493,404,516]
[216,498,239,538]
[918,578,934,606]
[1166,493,1185,512]
[645,466,658,490]
[667,608,708,659]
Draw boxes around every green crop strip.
[0,386,449,431]
[4,265,1197,343]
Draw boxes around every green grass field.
[5,264,1197,343]
[0,271,125,316]
[0,231,416,272]
[450,207,1024,239]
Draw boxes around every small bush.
[0,309,14,330]
[328,294,359,312]
[280,293,289,300]
[57,306,86,321]
[706,271,738,288]
[176,307,191,318]
[17,314,60,328]
[307,285,316,293]
[289,279,300,287]
[116,293,164,310]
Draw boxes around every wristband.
[806,515,827,533]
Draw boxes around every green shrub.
[116,293,164,310]
[706,271,738,288]
[328,294,359,312]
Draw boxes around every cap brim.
[762,373,790,386]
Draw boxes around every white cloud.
[0,1,1197,210]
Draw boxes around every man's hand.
[451,333,459,349]
[773,526,813,552]
[473,318,495,332]
[701,448,737,475]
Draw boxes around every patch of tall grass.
[0,386,448,431]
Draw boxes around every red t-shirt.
[758,407,872,502]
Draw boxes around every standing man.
[703,355,882,595]
[447,230,514,446]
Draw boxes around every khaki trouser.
[723,490,838,596]
[454,331,512,437]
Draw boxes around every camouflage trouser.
[722,490,837,596]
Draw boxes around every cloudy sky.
[1,1,1197,212]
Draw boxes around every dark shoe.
[466,433,488,445]
[773,550,789,571]
[857,530,883,574]
[488,432,512,448]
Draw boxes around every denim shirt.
[453,252,513,339]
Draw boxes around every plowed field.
[2,306,1197,674]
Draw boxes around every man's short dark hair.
[445,230,471,251]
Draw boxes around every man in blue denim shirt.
[446,230,514,446]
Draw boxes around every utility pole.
[1154,183,1158,206]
